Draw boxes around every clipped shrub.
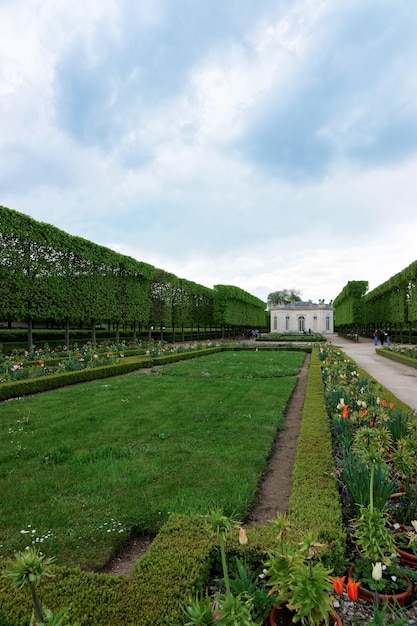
[288,348,346,572]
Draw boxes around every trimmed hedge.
[288,349,346,573]
[376,347,417,370]
[0,515,277,626]
[0,348,222,401]
[0,357,150,401]
[258,334,326,343]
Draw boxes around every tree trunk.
[27,317,33,351]
[91,319,96,346]
[65,318,70,349]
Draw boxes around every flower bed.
[318,343,417,619]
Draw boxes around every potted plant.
[390,435,417,525]
[349,429,414,605]
[183,509,276,626]
[263,514,342,625]
[392,519,417,566]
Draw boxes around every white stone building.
[269,300,334,335]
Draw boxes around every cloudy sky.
[1,0,417,304]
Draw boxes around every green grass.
[0,350,305,570]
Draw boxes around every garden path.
[329,333,417,411]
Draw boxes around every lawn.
[0,349,305,570]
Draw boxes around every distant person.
[379,329,385,346]
[373,330,378,346]
[386,328,391,346]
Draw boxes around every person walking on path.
[379,329,385,346]
[373,330,378,346]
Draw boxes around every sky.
[1,0,417,305]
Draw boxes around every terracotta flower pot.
[395,541,417,566]
[348,564,412,607]
[269,602,342,625]
[391,522,417,566]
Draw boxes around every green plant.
[228,557,277,623]
[3,547,79,626]
[351,426,396,565]
[338,450,397,516]
[31,606,79,626]
[264,513,335,625]
[391,434,417,525]
[3,547,56,622]
[352,506,396,565]
[351,558,415,595]
[182,509,262,626]
[365,599,410,625]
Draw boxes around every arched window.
[313,315,317,332]
[298,316,305,332]
[274,315,277,330]
[285,315,290,331]
[326,315,330,331]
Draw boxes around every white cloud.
[1,0,417,308]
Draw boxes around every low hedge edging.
[288,348,346,573]
[376,347,417,370]
[0,348,222,401]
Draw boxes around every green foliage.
[353,506,396,565]
[337,450,397,516]
[377,347,417,370]
[267,289,302,308]
[333,280,369,326]
[265,515,334,625]
[288,350,346,572]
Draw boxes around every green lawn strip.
[153,349,305,378]
[0,351,304,571]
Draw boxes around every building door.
[298,316,305,332]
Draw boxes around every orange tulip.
[381,399,387,408]
[346,577,361,601]
[390,403,395,410]
[330,575,345,595]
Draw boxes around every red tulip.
[346,577,361,601]
[330,575,345,595]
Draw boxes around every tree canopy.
[267,289,302,309]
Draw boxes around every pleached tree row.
[333,261,417,342]
[0,206,267,348]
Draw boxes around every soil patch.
[102,352,310,576]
